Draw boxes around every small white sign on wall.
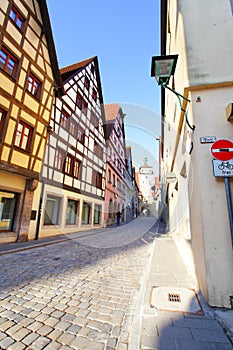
[212,159,233,177]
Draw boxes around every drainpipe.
[16,180,28,242]
[35,180,44,240]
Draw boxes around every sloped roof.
[104,103,122,121]
[60,56,104,105]
[60,57,95,76]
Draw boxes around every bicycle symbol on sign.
[218,161,233,170]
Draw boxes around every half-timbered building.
[104,104,126,226]
[29,56,106,239]
[0,0,63,243]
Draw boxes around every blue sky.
[47,0,161,173]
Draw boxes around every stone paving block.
[61,314,76,322]
[55,303,68,311]
[57,332,76,345]
[0,330,6,341]
[22,331,40,346]
[116,342,128,350]
[27,321,43,332]
[36,325,53,336]
[71,335,89,348]
[47,328,63,341]
[119,331,129,343]
[6,324,22,336]
[35,313,49,323]
[41,306,55,315]
[51,310,65,319]
[11,327,31,341]
[43,316,59,327]
[8,341,26,349]
[85,340,105,350]
[29,335,51,349]
[55,320,72,331]
[67,324,81,334]
[43,340,61,349]
[0,336,15,349]
[77,326,90,337]
[88,320,104,331]
[0,320,15,331]
[107,337,118,348]
[18,317,34,327]
[72,315,88,326]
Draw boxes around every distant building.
[137,160,156,216]
[104,104,126,225]
[0,0,63,243]
[29,56,106,239]
[125,147,139,221]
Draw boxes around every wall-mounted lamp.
[151,54,195,131]
[226,103,233,121]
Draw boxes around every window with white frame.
[44,195,61,225]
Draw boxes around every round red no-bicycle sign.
[211,139,233,161]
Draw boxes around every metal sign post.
[211,139,233,247]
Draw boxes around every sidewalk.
[130,220,233,349]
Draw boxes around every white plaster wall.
[165,0,233,307]
[177,0,233,86]
[191,87,233,307]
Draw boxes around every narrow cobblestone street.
[0,218,155,350]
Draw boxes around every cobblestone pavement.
[0,218,155,350]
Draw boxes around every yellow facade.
[0,0,63,242]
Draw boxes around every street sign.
[200,136,216,144]
[166,172,176,183]
[211,139,233,161]
[212,159,233,177]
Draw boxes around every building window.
[113,174,116,187]
[108,169,111,183]
[64,155,81,178]
[14,120,33,152]
[9,5,25,30]
[60,110,69,130]
[94,204,101,225]
[27,73,42,99]
[82,99,88,115]
[0,191,18,231]
[66,199,78,225]
[0,108,6,137]
[0,46,18,78]
[94,142,103,159]
[77,93,82,110]
[91,111,99,129]
[77,93,88,115]
[82,202,91,224]
[84,76,90,90]
[70,119,77,137]
[44,195,61,225]
[92,170,102,189]
[92,88,97,102]
[54,149,64,171]
[77,126,85,144]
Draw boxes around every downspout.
[34,180,44,240]
[16,180,28,242]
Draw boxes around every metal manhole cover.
[150,286,203,314]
